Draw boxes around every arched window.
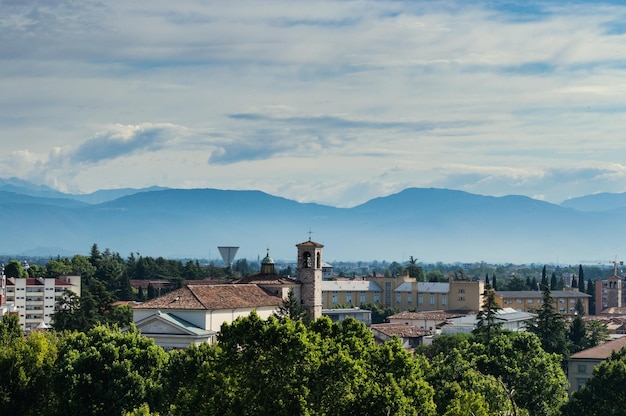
[303,252,312,268]
[316,252,321,269]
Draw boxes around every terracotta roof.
[296,240,324,248]
[133,284,282,310]
[235,274,300,285]
[570,336,626,360]
[387,310,465,322]
[371,323,428,338]
[6,277,73,286]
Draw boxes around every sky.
[2,0,626,208]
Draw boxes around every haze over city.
[3,0,626,208]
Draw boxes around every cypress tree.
[550,271,557,290]
[587,279,596,315]
[541,265,547,286]
[485,273,490,285]
[578,264,585,291]
[492,273,497,290]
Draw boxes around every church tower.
[296,238,324,320]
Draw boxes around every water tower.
[218,246,239,269]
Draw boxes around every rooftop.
[570,336,626,360]
[133,284,282,310]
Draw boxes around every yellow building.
[321,274,484,313]
[495,290,590,315]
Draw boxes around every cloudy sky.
[2,0,626,207]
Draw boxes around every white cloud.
[2,0,626,206]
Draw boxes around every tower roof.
[261,249,274,264]
[296,240,324,248]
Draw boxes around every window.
[332,291,338,304]
[578,364,587,373]
[407,294,412,304]
[570,298,576,304]
[559,298,565,303]
[396,294,401,304]
[374,292,380,303]
[516,299,523,304]
[430,294,435,305]
[360,292,366,303]
[442,295,447,306]
[527,299,533,304]
[346,292,352,303]
[458,288,465,294]
[559,307,566,313]
[458,296,465,301]
[418,294,423,305]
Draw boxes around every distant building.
[371,324,430,349]
[568,336,626,394]
[322,307,372,327]
[3,275,81,331]
[440,308,535,335]
[321,273,484,313]
[496,290,590,315]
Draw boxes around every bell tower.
[296,238,324,320]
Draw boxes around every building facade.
[496,290,590,315]
[3,275,81,330]
[321,274,484,313]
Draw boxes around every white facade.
[4,275,81,330]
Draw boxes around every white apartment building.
[3,275,81,330]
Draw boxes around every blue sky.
[2,0,626,207]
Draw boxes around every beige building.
[568,336,626,394]
[321,274,484,313]
[3,275,81,331]
[495,290,590,315]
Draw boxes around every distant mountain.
[561,192,626,212]
[0,186,623,264]
[0,177,168,204]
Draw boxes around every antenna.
[217,246,239,269]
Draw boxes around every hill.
[0,184,622,263]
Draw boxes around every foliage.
[527,285,570,362]
[275,288,308,322]
[562,348,626,416]
[0,317,58,416]
[428,332,567,416]
[359,302,399,324]
[52,325,168,416]
[176,312,439,415]
[4,259,27,278]
[473,284,503,342]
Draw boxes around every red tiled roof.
[387,310,465,322]
[235,274,300,285]
[133,284,282,311]
[296,240,324,248]
[371,323,428,338]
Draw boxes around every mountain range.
[1,177,625,264]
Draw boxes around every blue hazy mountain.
[0,177,167,204]
[0,183,623,263]
[561,192,626,212]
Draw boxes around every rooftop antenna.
[218,246,239,269]
[308,229,313,241]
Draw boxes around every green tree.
[550,271,557,290]
[0,320,57,415]
[562,348,626,416]
[587,279,596,314]
[52,325,168,416]
[584,319,609,349]
[541,265,548,286]
[473,284,503,342]
[527,285,570,362]
[4,260,27,278]
[568,314,587,354]
[275,288,307,322]
[578,264,585,291]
